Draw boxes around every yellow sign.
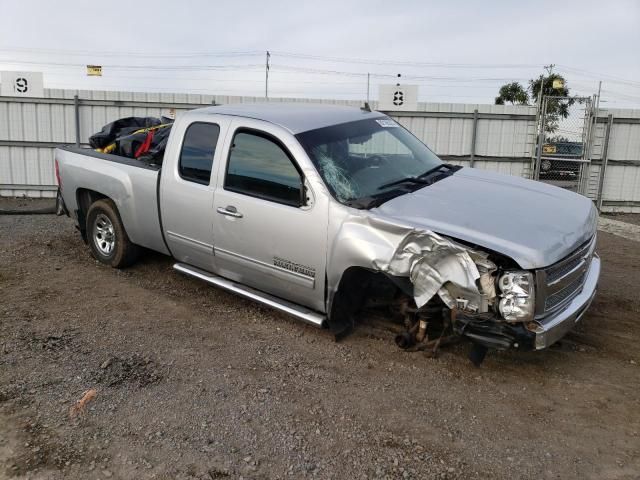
[87,65,102,76]
[543,144,557,154]
[552,78,564,89]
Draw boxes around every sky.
[1,0,639,108]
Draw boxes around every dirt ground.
[604,213,640,227]
[1,199,639,480]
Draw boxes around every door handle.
[217,205,243,218]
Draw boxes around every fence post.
[596,114,614,211]
[469,109,478,167]
[579,96,598,195]
[74,95,80,147]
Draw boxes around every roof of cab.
[196,103,386,134]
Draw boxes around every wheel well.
[76,188,109,242]
[328,266,409,339]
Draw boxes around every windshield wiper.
[348,164,463,210]
[377,176,430,191]
[345,191,405,209]
[417,163,461,180]
[377,163,462,192]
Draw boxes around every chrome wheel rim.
[93,213,115,255]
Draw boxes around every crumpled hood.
[373,167,598,269]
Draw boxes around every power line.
[0,59,264,71]
[48,71,368,85]
[557,64,640,88]
[0,58,531,83]
[3,49,638,106]
[272,51,541,69]
[0,46,263,58]
[600,90,640,101]
[0,46,543,69]
[5,53,634,92]
[1,46,637,90]
[271,64,528,82]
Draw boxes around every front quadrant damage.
[326,215,519,362]
[379,230,497,311]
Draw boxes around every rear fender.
[76,188,108,243]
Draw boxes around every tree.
[529,73,575,134]
[494,82,529,105]
[494,72,576,134]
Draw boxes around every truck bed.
[56,146,170,255]
[63,146,163,168]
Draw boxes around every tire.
[86,199,140,268]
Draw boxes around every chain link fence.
[533,96,593,194]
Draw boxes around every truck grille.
[545,255,584,284]
[537,236,596,316]
[544,272,586,311]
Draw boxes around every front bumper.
[455,254,600,351]
[531,254,600,350]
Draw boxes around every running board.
[173,263,326,328]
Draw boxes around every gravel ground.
[1,203,639,479]
[0,198,55,214]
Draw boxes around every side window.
[179,122,220,184]
[225,131,302,206]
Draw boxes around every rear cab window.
[225,130,303,206]
[179,122,220,185]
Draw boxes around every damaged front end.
[327,215,540,363]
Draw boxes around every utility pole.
[265,51,270,99]
[535,65,555,138]
[536,64,554,114]
[533,64,554,180]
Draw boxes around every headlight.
[497,271,535,322]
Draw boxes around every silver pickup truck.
[55,103,600,364]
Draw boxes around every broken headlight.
[497,271,535,322]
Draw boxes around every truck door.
[211,121,328,312]
[160,118,227,270]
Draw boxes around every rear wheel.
[86,199,140,268]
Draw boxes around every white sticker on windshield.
[376,119,399,128]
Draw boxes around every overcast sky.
[1,0,639,107]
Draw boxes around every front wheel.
[86,199,140,268]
